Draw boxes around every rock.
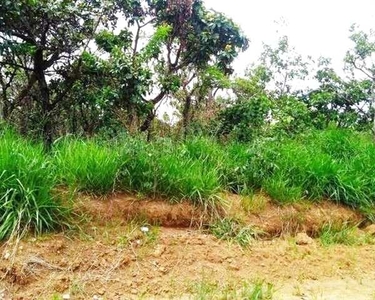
[229,263,240,271]
[3,252,10,260]
[131,289,138,295]
[295,233,314,245]
[364,224,375,235]
[153,245,166,258]
[121,256,130,266]
[62,294,70,300]
[141,226,149,233]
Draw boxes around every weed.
[319,222,373,246]
[263,177,303,205]
[241,193,267,214]
[209,217,261,247]
[191,279,274,299]
[246,128,375,211]
[118,138,223,209]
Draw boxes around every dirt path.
[0,194,374,299]
[1,226,375,299]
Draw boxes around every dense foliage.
[1,0,375,239]
[2,126,375,239]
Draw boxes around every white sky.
[204,0,375,76]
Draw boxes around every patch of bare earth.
[0,193,374,299]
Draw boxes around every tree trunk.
[140,110,156,132]
[0,91,4,121]
[34,50,53,151]
[182,95,192,138]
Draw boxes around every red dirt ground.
[0,193,374,300]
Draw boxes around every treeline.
[1,1,375,147]
[0,0,248,148]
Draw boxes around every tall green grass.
[54,139,122,194]
[247,128,375,213]
[0,130,63,240]
[118,138,223,207]
[2,126,375,241]
[15,128,375,213]
[53,137,225,208]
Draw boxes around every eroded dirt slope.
[0,194,374,300]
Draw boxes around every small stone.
[153,245,166,258]
[140,226,149,233]
[126,280,132,287]
[131,289,138,295]
[98,289,105,295]
[62,294,70,300]
[229,263,240,271]
[364,224,375,235]
[3,252,10,260]
[295,232,314,245]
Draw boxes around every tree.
[112,0,248,133]
[344,25,375,135]
[304,57,373,130]
[0,0,108,149]
[260,36,311,97]
[214,70,271,142]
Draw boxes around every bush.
[0,130,63,240]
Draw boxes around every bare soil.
[0,194,374,300]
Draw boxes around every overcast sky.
[204,0,375,75]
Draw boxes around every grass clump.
[240,193,267,214]
[191,279,274,300]
[263,177,303,205]
[119,138,223,208]
[0,130,64,240]
[209,217,261,247]
[318,222,373,246]
[54,139,122,194]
